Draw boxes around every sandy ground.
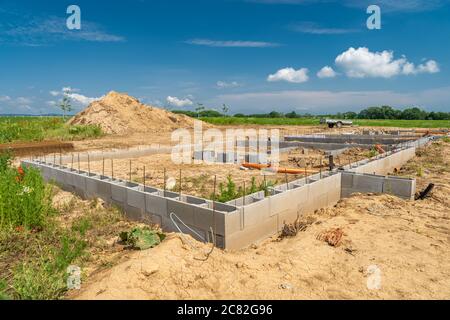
[69,139,450,300]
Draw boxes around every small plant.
[442,136,450,143]
[366,147,379,158]
[119,227,166,250]
[416,166,424,177]
[0,150,13,171]
[212,175,278,203]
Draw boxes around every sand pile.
[68,91,199,135]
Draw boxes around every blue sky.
[0,0,449,115]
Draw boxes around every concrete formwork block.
[211,234,225,249]
[203,151,215,163]
[341,172,354,188]
[352,174,384,194]
[306,179,328,210]
[123,204,143,221]
[63,170,77,187]
[193,206,226,236]
[269,185,305,218]
[110,199,126,211]
[225,211,243,235]
[167,199,195,226]
[243,199,270,228]
[111,183,127,203]
[225,152,236,164]
[248,154,259,164]
[96,179,112,200]
[383,177,415,200]
[225,214,278,250]
[193,151,203,161]
[85,176,99,198]
[215,152,226,163]
[145,193,167,216]
[127,188,145,209]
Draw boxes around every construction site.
[8,92,450,299]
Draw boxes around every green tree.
[222,104,229,116]
[59,93,73,121]
[195,103,205,118]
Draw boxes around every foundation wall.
[23,161,234,249]
[24,137,434,250]
[341,172,416,200]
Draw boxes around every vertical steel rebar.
[129,160,132,182]
[179,169,182,197]
[163,168,166,196]
[111,159,114,180]
[143,166,146,189]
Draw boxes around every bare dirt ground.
[67,139,450,300]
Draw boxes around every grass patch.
[0,153,55,231]
[201,117,450,128]
[0,116,103,144]
[0,152,87,299]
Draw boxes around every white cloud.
[0,95,11,102]
[49,87,101,107]
[185,39,279,48]
[2,16,125,46]
[216,81,242,89]
[335,47,440,78]
[417,60,440,74]
[290,22,358,34]
[267,67,309,83]
[166,96,194,107]
[317,66,337,78]
[67,93,100,106]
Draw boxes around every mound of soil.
[68,91,199,135]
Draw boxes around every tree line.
[172,106,450,120]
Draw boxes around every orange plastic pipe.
[374,144,386,154]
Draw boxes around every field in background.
[0,116,102,144]
[201,117,450,128]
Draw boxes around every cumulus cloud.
[267,67,309,83]
[317,66,337,78]
[166,96,194,107]
[49,87,101,107]
[67,93,100,105]
[0,95,11,102]
[335,47,440,78]
[216,81,242,89]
